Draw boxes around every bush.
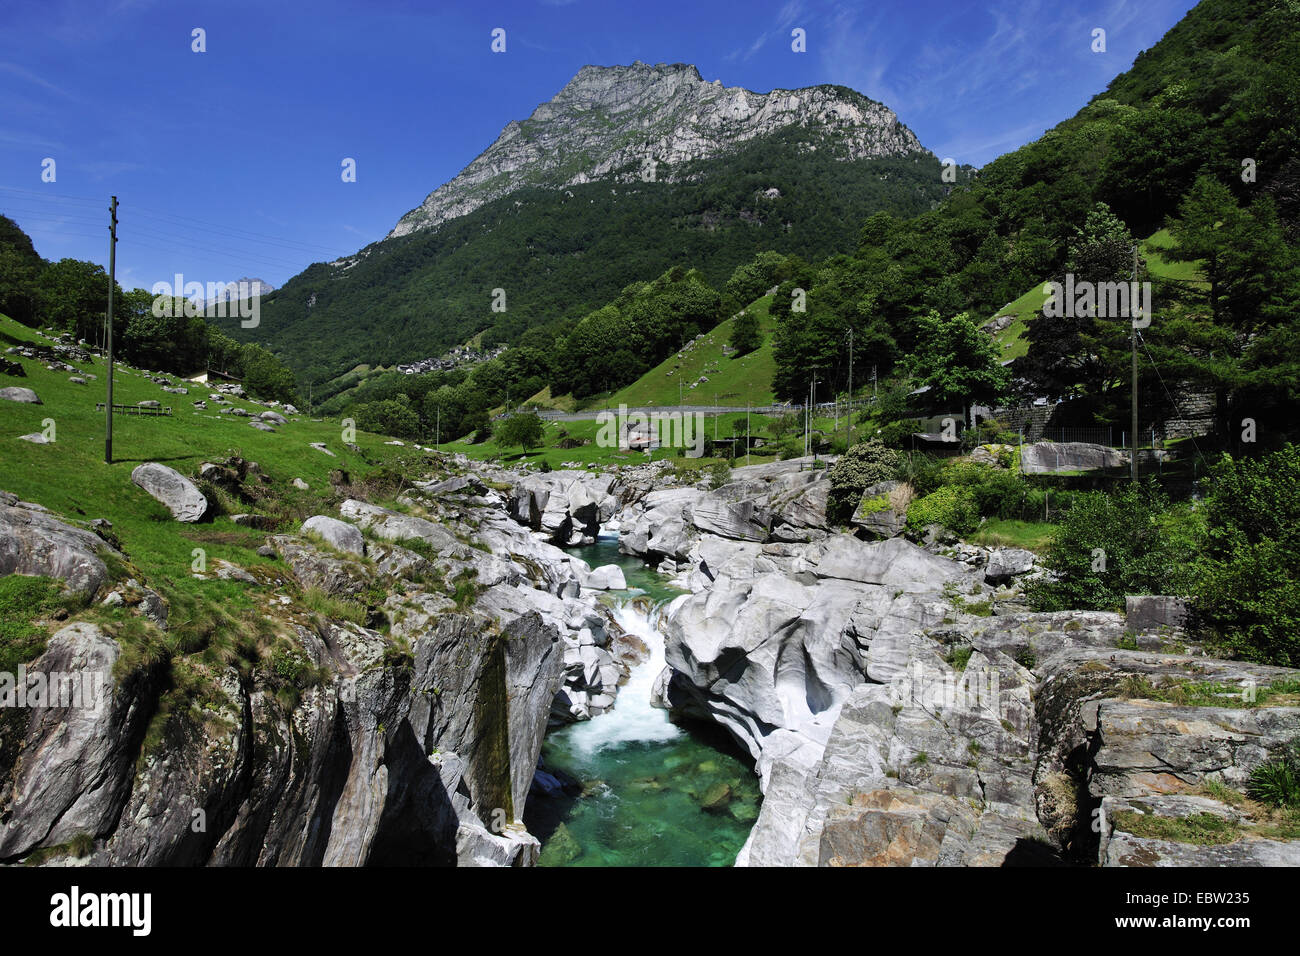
[1247,742,1300,808]
[827,440,902,522]
[906,485,979,537]
[877,418,924,449]
[892,452,948,497]
[496,411,545,452]
[942,461,1028,520]
[705,461,732,489]
[1027,481,1198,613]
[1190,446,1300,666]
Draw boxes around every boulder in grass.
[138,400,161,408]
[130,463,209,522]
[260,411,288,425]
[249,421,276,432]
[301,515,366,556]
[0,386,40,404]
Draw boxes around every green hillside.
[984,229,1209,363]
[0,314,419,625]
[605,295,779,408]
[239,135,951,389]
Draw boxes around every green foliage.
[496,411,545,452]
[826,440,901,522]
[705,461,732,490]
[1193,446,1300,666]
[725,251,792,305]
[239,343,298,403]
[1027,482,1198,612]
[0,215,44,326]
[903,310,1010,413]
[1247,742,1300,809]
[353,396,420,440]
[237,137,949,389]
[906,484,980,537]
[1014,202,1135,400]
[729,310,762,356]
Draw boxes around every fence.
[96,403,172,417]
[1034,426,1113,446]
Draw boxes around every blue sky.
[1,0,1198,293]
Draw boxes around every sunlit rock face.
[389,61,926,238]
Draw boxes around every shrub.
[892,452,947,497]
[705,461,732,490]
[496,411,545,452]
[1193,446,1300,666]
[942,461,1027,520]
[827,440,902,522]
[877,418,924,449]
[1027,481,1198,613]
[1247,742,1300,808]
[906,485,979,537]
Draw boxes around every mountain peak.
[388,63,925,238]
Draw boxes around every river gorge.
[528,537,762,867]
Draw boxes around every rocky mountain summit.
[389,61,927,238]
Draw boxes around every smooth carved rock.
[984,548,1037,583]
[851,480,910,539]
[130,463,209,522]
[0,623,164,859]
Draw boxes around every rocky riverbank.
[609,457,1300,866]
[3,452,1297,867]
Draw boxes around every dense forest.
[311,0,1300,457]
[237,132,961,389]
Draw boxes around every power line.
[1136,329,1211,474]
[2,185,355,260]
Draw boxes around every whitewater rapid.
[563,592,687,754]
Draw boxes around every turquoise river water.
[524,536,762,866]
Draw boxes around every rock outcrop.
[651,496,1300,867]
[390,62,926,238]
[1020,441,1126,475]
[0,492,111,598]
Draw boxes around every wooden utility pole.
[847,328,853,447]
[1130,243,1139,483]
[104,196,118,464]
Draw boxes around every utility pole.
[847,328,854,447]
[746,396,751,465]
[1130,242,1139,483]
[104,196,118,465]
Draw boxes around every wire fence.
[1035,426,1114,446]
